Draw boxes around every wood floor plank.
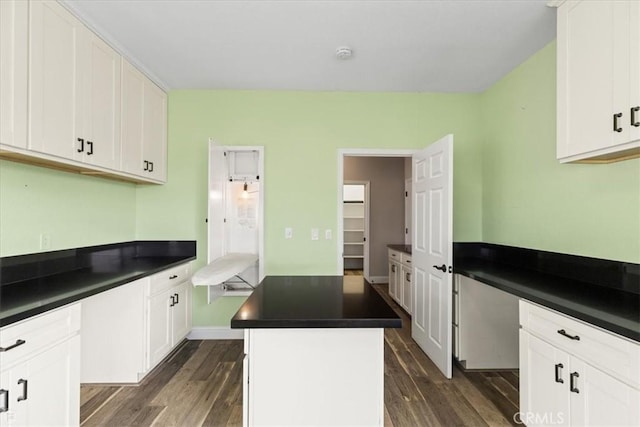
[201,361,243,426]
[466,372,519,427]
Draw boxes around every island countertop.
[230,276,402,329]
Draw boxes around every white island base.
[242,328,384,426]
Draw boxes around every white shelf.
[344,242,364,246]
[343,255,364,259]
[344,229,364,232]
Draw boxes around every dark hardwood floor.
[81,283,519,426]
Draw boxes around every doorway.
[337,149,416,283]
[342,182,368,276]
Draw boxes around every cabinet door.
[80,30,121,169]
[28,0,83,158]
[569,358,640,427]
[0,0,28,148]
[22,336,80,427]
[147,290,172,369]
[143,80,167,181]
[0,363,28,426]
[519,331,570,426]
[1,336,80,427]
[401,265,412,314]
[120,59,145,176]
[170,281,191,346]
[388,261,397,300]
[559,0,616,157]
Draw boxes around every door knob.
[433,264,446,272]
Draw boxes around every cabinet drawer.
[388,249,401,262]
[0,303,80,369]
[520,300,640,389]
[401,253,412,268]
[149,262,191,295]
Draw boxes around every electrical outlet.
[40,233,51,250]
[311,228,319,241]
[285,227,293,239]
[325,229,332,240]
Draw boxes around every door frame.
[337,148,418,281]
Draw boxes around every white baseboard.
[366,275,389,284]
[187,327,244,340]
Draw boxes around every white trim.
[187,327,244,340]
[367,275,389,284]
[337,148,419,275]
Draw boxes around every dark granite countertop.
[0,241,196,327]
[454,243,639,342]
[230,276,402,329]
[388,244,411,255]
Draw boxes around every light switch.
[40,233,51,250]
[325,229,332,240]
[311,228,319,241]
[285,228,293,239]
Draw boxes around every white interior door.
[411,134,453,379]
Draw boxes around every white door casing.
[411,134,453,379]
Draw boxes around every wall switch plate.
[40,233,51,250]
[285,228,293,239]
[311,228,319,241]
[325,229,332,240]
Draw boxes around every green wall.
[2,40,638,328]
[135,91,483,326]
[0,160,136,257]
[480,41,640,263]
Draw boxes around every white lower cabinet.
[388,248,411,313]
[388,258,400,302]
[80,262,192,383]
[243,328,384,427]
[519,300,640,426]
[400,252,412,314]
[81,277,146,383]
[0,304,81,427]
[146,263,192,371]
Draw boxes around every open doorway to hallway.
[341,154,412,282]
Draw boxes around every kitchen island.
[231,276,401,427]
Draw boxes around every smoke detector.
[335,46,353,60]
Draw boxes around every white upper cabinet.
[557,0,640,163]
[78,29,121,169]
[0,0,28,149]
[28,1,120,169]
[121,59,167,182]
[28,0,82,159]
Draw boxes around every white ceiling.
[62,0,556,93]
